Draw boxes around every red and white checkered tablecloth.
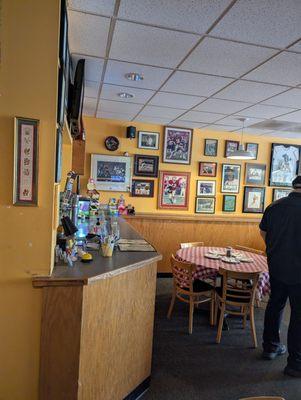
[176,247,270,300]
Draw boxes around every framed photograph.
[269,143,300,187]
[196,180,216,196]
[246,143,259,160]
[163,126,193,165]
[55,127,63,184]
[221,164,241,193]
[131,179,154,198]
[134,154,159,177]
[273,188,291,202]
[199,161,217,177]
[222,195,236,212]
[195,197,215,214]
[91,154,131,192]
[13,117,39,206]
[243,186,265,213]
[204,139,218,156]
[224,140,239,157]
[158,171,190,210]
[245,163,266,185]
[138,131,159,150]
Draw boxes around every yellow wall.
[82,116,301,216]
[0,1,60,398]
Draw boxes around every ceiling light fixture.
[227,118,255,160]
[118,92,134,99]
[125,72,144,82]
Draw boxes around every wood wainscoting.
[125,214,264,273]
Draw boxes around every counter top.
[32,218,161,288]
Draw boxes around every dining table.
[176,246,270,300]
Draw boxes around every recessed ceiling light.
[118,92,134,99]
[125,72,144,82]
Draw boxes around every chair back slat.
[180,241,204,249]
[170,254,195,290]
[234,245,265,255]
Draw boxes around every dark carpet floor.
[143,280,301,400]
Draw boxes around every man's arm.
[260,229,266,242]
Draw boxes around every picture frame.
[134,154,159,177]
[199,161,217,177]
[131,179,154,198]
[204,139,218,156]
[269,143,300,187]
[245,163,266,185]
[221,164,241,193]
[13,117,39,206]
[195,197,215,214]
[243,186,265,213]
[91,154,132,192]
[163,126,193,165]
[158,171,190,210]
[196,180,216,196]
[55,127,63,184]
[222,195,236,212]
[273,188,291,202]
[246,143,259,160]
[138,131,159,150]
[224,140,239,158]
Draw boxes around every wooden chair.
[215,268,260,347]
[240,397,285,400]
[167,254,214,334]
[234,245,265,256]
[180,241,204,249]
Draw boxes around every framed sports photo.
[273,188,291,201]
[246,143,259,160]
[269,143,300,187]
[221,164,241,193]
[204,139,218,156]
[196,180,216,196]
[243,186,265,213]
[91,154,132,192]
[199,162,217,177]
[131,179,154,198]
[224,140,239,158]
[163,126,193,165]
[195,197,215,214]
[158,171,190,210]
[245,163,266,185]
[222,195,236,212]
[134,154,159,177]
[138,131,159,150]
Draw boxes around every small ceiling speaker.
[126,126,136,139]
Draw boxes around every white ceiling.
[67,0,301,138]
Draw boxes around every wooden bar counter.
[32,219,162,400]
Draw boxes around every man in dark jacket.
[260,175,301,377]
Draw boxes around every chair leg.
[167,289,176,319]
[242,307,247,329]
[189,297,194,334]
[216,303,225,344]
[210,291,215,326]
[249,305,258,348]
[214,297,219,326]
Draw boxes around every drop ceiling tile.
[244,52,301,86]
[211,0,301,48]
[162,71,233,97]
[134,116,172,125]
[261,88,301,109]
[68,11,110,57]
[288,40,301,53]
[96,111,136,121]
[104,61,171,90]
[68,0,116,15]
[72,55,104,82]
[274,110,301,123]
[118,0,232,34]
[100,84,155,103]
[240,127,274,135]
[194,98,252,114]
[216,115,264,127]
[171,120,207,129]
[180,110,224,123]
[83,97,97,116]
[236,104,297,119]
[138,105,184,119]
[149,92,205,109]
[205,124,238,131]
[85,80,100,98]
[97,99,143,114]
[181,37,277,77]
[217,80,289,103]
[264,131,301,139]
[109,21,199,68]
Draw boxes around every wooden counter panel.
[78,262,157,400]
[126,217,264,273]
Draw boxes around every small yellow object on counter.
[81,252,93,263]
